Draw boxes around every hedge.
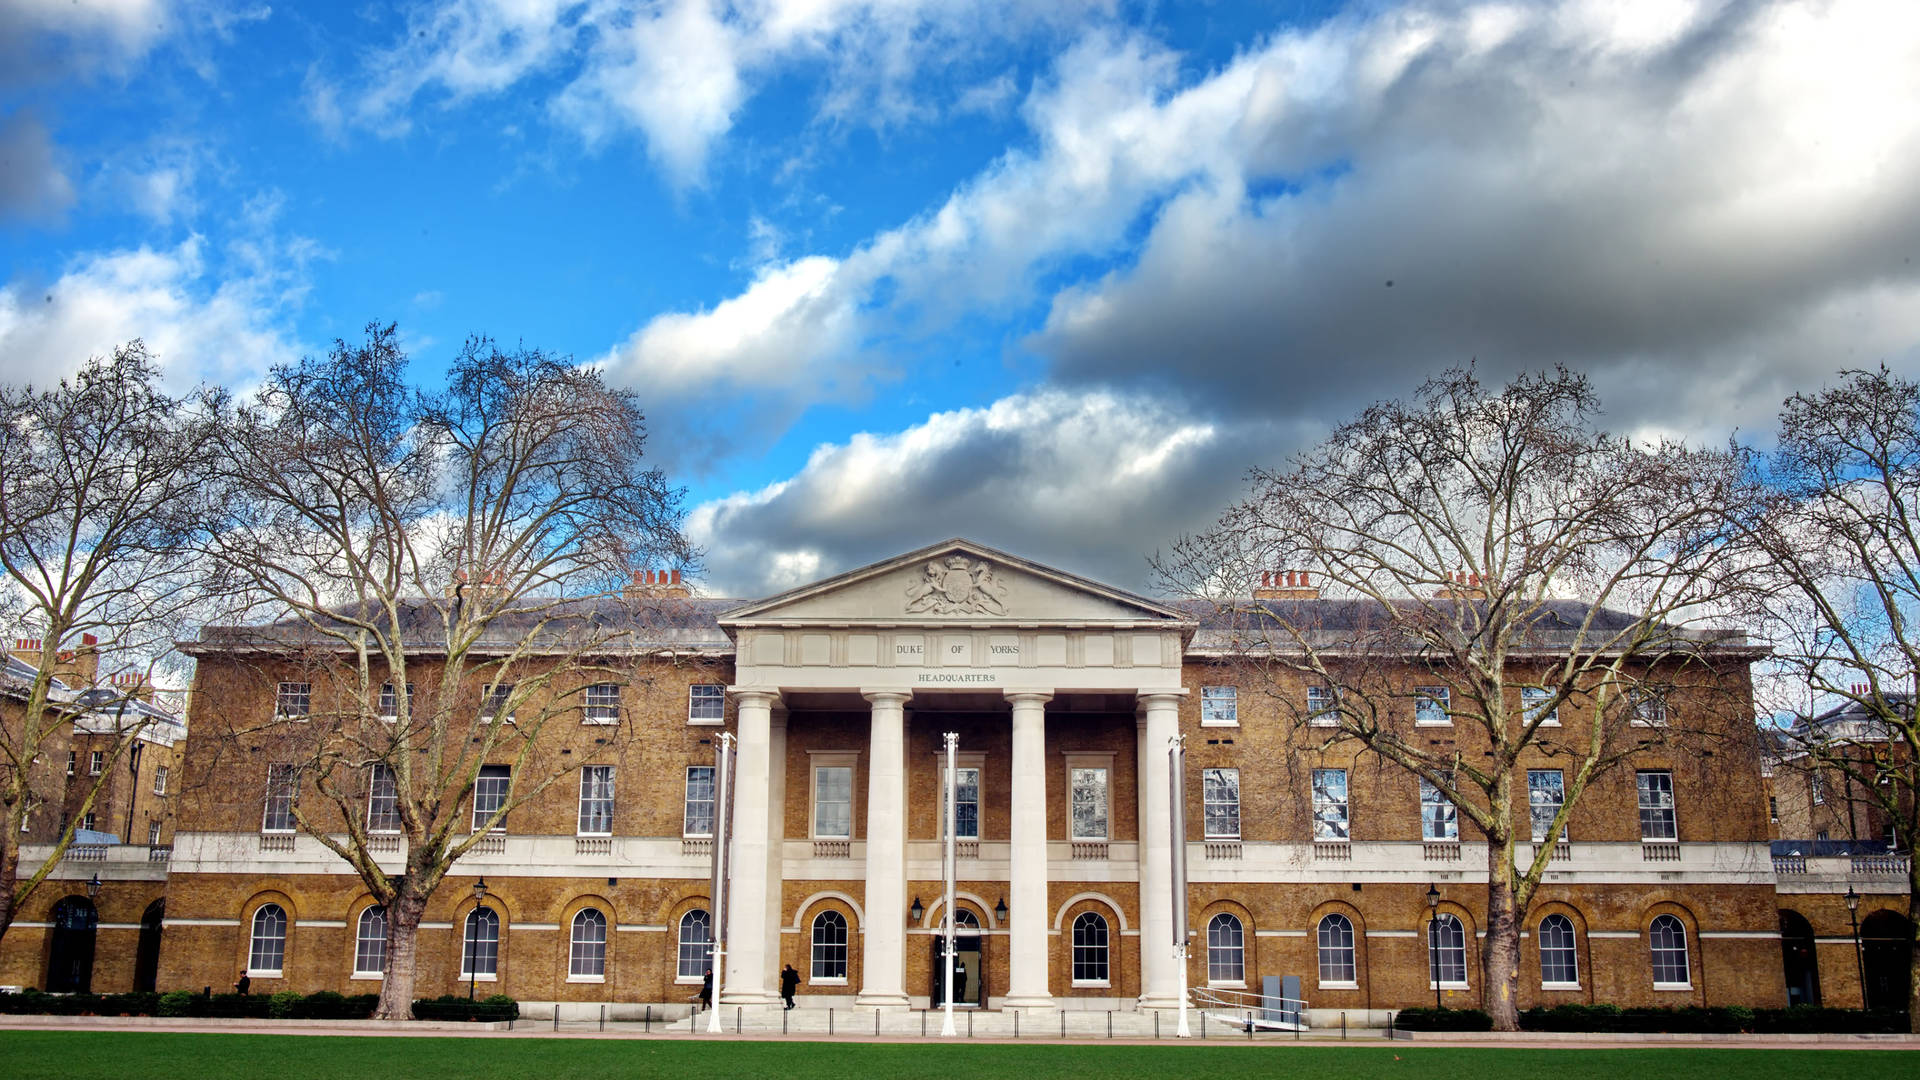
[1,989,379,1020]
[1394,1006,1494,1031]
[1390,1003,1910,1034]
[411,994,520,1022]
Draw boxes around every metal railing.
[1190,985,1310,1030]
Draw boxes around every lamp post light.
[1427,883,1443,1013]
[469,877,489,1002]
[994,897,1007,924]
[1845,884,1865,1008]
[86,874,102,901]
[910,897,924,924]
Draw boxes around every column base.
[999,994,1055,1012]
[1136,993,1183,1011]
[853,991,912,1010]
[718,990,782,1006]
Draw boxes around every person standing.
[699,968,712,1009]
[780,964,801,1010]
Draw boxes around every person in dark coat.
[952,959,967,1005]
[699,968,713,1008]
[234,970,251,996]
[780,964,801,1009]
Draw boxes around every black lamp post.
[468,877,489,1001]
[1427,883,1443,1012]
[1845,884,1865,1008]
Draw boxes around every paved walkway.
[2,1014,1917,1048]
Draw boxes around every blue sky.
[3,0,1918,597]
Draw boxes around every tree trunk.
[1482,840,1522,1031]
[0,836,18,949]
[1907,855,1920,1034]
[375,889,428,1021]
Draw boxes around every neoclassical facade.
[14,538,1893,1015]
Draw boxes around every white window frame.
[577,765,615,836]
[378,682,413,722]
[809,753,857,840]
[481,683,515,724]
[811,909,850,983]
[81,811,95,831]
[1311,767,1349,841]
[688,684,725,725]
[89,750,104,776]
[1630,685,1670,727]
[676,909,712,982]
[1522,686,1560,727]
[683,766,716,838]
[1206,912,1245,986]
[1064,753,1115,842]
[1307,685,1339,727]
[1428,911,1469,989]
[1649,914,1692,989]
[66,750,75,777]
[152,765,169,796]
[582,683,621,725]
[146,820,161,845]
[569,908,608,981]
[1317,913,1357,988]
[1414,686,1451,726]
[461,906,499,980]
[262,763,298,833]
[1200,685,1238,727]
[936,752,986,841]
[1420,774,1458,842]
[1070,911,1111,986]
[367,763,401,834]
[353,905,386,979]
[1637,769,1677,842]
[1203,767,1241,840]
[275,682,311,721]
[472,764,511,833]
[1538,913,1579,989]
[1528,768,1566,843]
[248,903,287,977]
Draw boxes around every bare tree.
[1734,366,1920,1026]
[0,343,218,946]
[204,323,690,1019]
[1160,367,1755,1030]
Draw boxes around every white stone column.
[1004,690,1054,1010]
[1136,690,1184,1010]
[856,690,911,1008]
[722,688,780,1004]
[764,704,788,988]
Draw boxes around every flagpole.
[1169,733,1191,1038]
[940,731,958,1036]
[706,732,732,1034]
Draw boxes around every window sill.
[247,970,283,978]
[1652,983,1693,991]
[1071,980,1111,988]
[811,978,848,986]
[350,972,383,981]
[1429,982,1469,991]
[1317,980,1358,991]
[567,975,605,984]
[1199,720,1239,729]
[1541,982,1580,991]
[459,973,498,983]
[581,719,620,726]
[687,718,725,727]
[1414,721,1452,728]
[1207,980,1246,989]
[674,976,705,985]
[1308,719,1339,728]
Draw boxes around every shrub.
[412,994,518,1022]
[1394,1006,1493,1031]
[157,990,195,1017]
[268,990,303,1019]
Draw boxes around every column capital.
[729,686,783,708]
[1136,689,1188,707]
[1003,690,1054,706]
[861,689,912,707]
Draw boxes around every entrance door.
[133,900,165,993]
[1779,910,1821,1006]
[929,934,985,1007]
[1861,910,1914,1012]
[45,896,98,993]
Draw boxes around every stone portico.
[715,540,1194,1011]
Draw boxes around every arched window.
[570,908,608,978]
[1071,911,1109,984]
[1428,912,1467,987]
[1317,913,1356,984]
[1538,914,1577,987]
[1207,913,1245,984]
[249,904,286,975]
[462,906,499,978]
[1650,914,1690,987]
[676,910,711,979]
[811,910,849,980]
[354,905,386,977]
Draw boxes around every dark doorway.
[133,899,165,992]
[1860,910,1913,1012]
[929,911,986,1008]
[45,896,98,993]
[1780,910,1821,1006]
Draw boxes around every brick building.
[5,539,1910,1019]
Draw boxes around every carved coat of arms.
[905,556,1010,615]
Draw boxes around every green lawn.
[0,1032,1913,1080]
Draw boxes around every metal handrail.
[1190,985,1309,1029]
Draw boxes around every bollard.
[1201,1010,1207,1039]
[1154,1012,1160,1039]
[645,1004,652,1034]
[829,1007,835,1036]
[600,1004,606,1032]
[1341,1011,1347,1040]
[1061,1010,1067,1038]
[968,1010,973,1038]
[1014,1010,1020,1038]
[1246,1010,1253,1040]
[1108,1010,1114,1039]
[553,1007,559,1032]
[783,1007,789,1036]
[922,1010,927,1037]
[875,1009,880,1037]
[737,1005,743,1034]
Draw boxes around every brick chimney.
[11,633,100,686]
[1253,570,1321,601]
[624,568,692,600]
[1433,570,1488,600]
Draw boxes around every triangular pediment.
[720,539,1190,628]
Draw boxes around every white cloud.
[0,229,313,389]
[326,0,1110,185]
[684,387,1256,596]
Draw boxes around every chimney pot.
[1299,572,1310,587]
[81,633,97,646]
[671,568,682,585]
